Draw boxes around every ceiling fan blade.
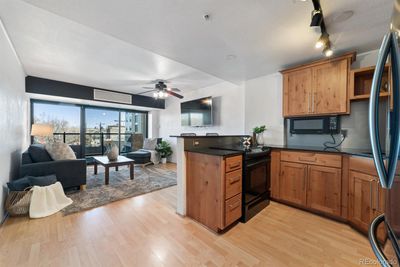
[142,86,154,89]
[167,91,184,99]
[167,87,181,92]
[137,89,157,95]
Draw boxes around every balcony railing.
[53,132,138,157]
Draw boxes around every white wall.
[0,19,28,222]
[244,73,284,145]
[159,81,245,162]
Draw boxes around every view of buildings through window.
[32,101,147,157]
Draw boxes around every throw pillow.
[28,144,53,163]
[7,177,31,191]
[45,142,77,161]
[28,174,57,187]
[143,138,157,150]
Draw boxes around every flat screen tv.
[181,96,213,127]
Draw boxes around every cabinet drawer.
[225,193,242,227]
[225,170,242,199]
[349,156,378,176]
[225,155,242,173]
[281,150,341,168]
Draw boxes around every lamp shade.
[31,124,54,137]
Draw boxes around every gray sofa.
[20,144,87,189]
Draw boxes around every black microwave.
[289,116,340,134]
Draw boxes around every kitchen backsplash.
[286,99,389,150]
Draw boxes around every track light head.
[323,42,333,57]
[315,33,329,49]
[310,9,323,27]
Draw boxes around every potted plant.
[252,125,266,146]
[156,141,173,164]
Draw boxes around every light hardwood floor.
[0,163,376,266]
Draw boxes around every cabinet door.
[312,59,349,114]
[279,162,307,206]
[348,171,375,232]
[283,68,312,117]
[306,165,342,216]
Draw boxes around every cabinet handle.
[229,176,241,184]
[303,166,307,191]
[376,181,380,211]
[229,163,241,169]
[228,201,241,211]
[308,92,311,113]
[370,182,373,210]
[312,92,316,113]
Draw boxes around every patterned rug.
[62,165,177,215]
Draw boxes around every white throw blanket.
[139,149,160,164]
[29,182,73,219]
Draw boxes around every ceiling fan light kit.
[140,80,184,99]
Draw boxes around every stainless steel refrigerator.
[368,1,400,266]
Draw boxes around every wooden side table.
[93,156,135,185]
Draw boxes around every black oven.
[290,116,340,134]
[242,149,271,222]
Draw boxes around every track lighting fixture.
[310,0,333,57]
[310,9,323,27]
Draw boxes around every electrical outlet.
[340,129,348,138]
[193,140,200,146]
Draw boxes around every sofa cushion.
[7,177,31,191]
[28,144,53,163]
[28,174,57,187]
[45,143,77,161]
[143,138,158,150]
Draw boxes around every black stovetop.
[210,146,271,159]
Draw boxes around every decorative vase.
[256,132,264,146]
[252,132,257,147]
[106,143,119,161]
[161,157,167,164]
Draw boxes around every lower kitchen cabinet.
[277,151,342,217]
[348,170,376,232]
[307,165,342,216]
[279,162,307,206]
[186,152,243,232]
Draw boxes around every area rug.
[62,165,177,215]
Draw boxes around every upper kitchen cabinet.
[281,52,356,117]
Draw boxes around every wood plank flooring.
[0,163,376,266]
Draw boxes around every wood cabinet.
[274,150,343,218]
[348,170,376,231]
[282,52,355,117]
[312,60,349,114]
[283,68,312,116]
[186,152,242,232]
[279,161,307,206]
[307,165,342,216]
[347,157,387,238]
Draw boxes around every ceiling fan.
[138,80,184,99]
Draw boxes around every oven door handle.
[246,159,270,168]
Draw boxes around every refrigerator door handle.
[387,32,400,188]
[369,214,391,267]
[369,33,394,189]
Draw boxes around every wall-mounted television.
[181,96,213,127]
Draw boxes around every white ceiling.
[0,0,394,95]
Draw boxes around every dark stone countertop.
[265,144,375,158]
[185,147,244,157]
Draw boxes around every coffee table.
[93,156,135,185]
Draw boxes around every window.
[32,102,81,145]
[31,100,148,157]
